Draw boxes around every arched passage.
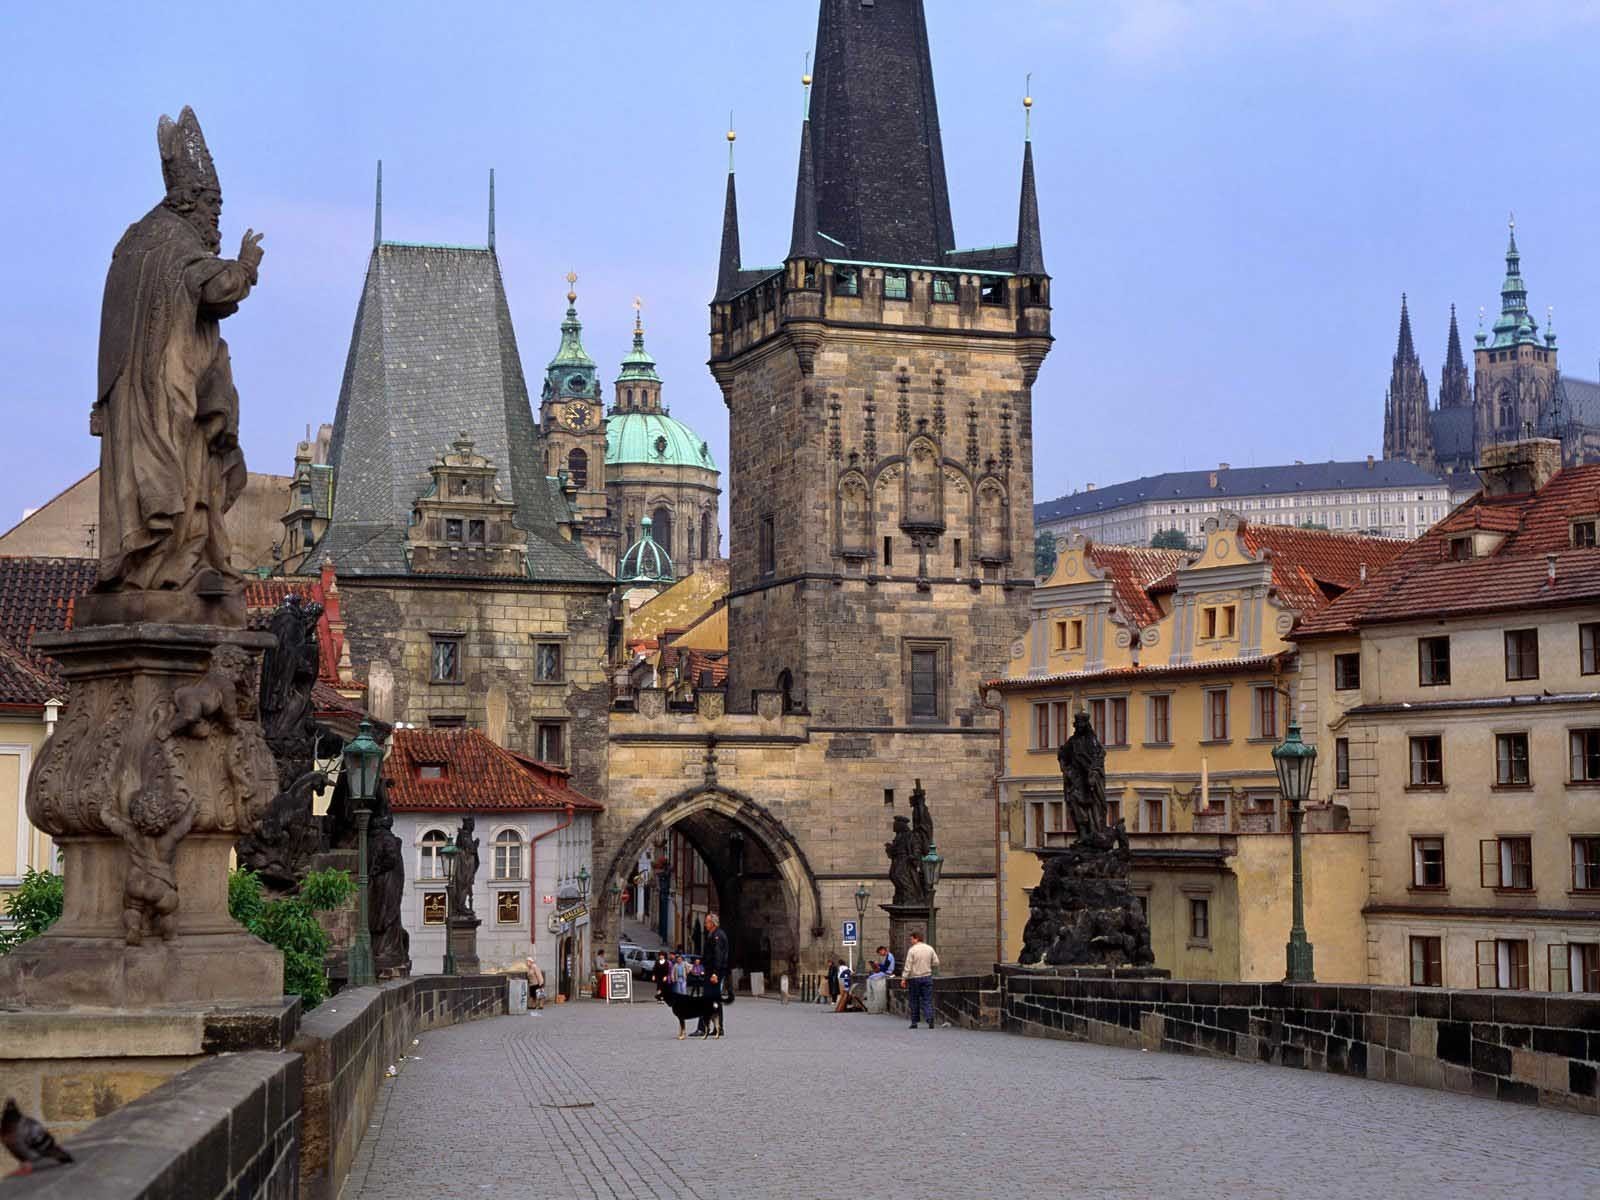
[596,786,825,982]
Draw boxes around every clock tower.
[538,274,615,566]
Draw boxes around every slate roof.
[1428,406,1476,461]
[1295,463,1600,635]
[312,243,609,585]
[386,728,602,814]
[1037,459,1451,524]
[1558,375,1600,426]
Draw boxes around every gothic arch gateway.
[594,785,825,978]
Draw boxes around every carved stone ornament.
[637,687,667,719]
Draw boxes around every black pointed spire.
[1440,303,1472,410]
[715,159,742,302]
[1015,140,1045,277]
[1444,304,1464,372]
[789,116,822,261]
[1395,293,1416,363]
[807,0,954,265]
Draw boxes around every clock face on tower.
[564,403,593,431]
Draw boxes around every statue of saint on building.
[449,816,480,918]
[94,106,263,594]
[886,815,925,906]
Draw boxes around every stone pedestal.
[0,621,284,1009]
[447,915,482,976]
[1019,834,1155,968]
[881,902,937,967]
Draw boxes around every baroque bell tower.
[708,0,1052,723]
[1474,218,1558,450]
[538,274,615,568]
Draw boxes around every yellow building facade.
[0,643,61,912]
[995,518,1399,980]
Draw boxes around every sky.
[1,0,1598,532]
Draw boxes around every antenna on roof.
[1023,72,1033,141]
[487,168,496,250]
[727,110,736,172]
[802,52,813,118]
[373,159,383,249]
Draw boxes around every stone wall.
[293,973,508,1200]
[885,972,1002,1029]
[5,1051,302,1200]
[999,966,1600,1114]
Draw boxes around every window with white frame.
[1480,836,1533,891]
[419,828,449,880]
[493,829,524,881]
[1475,938,1529,990]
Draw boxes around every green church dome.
[618,516,674,583]
[606,410,718,472]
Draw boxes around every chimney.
[1547,553,1558,585]
[1359,562,1367,583]
[1218,462,1231,471]
[1366,454,1374,469]
[1478,437,1563,497]
[1085,482,1096,492]
[1208,472,1219,488]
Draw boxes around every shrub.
[229,867,356,1008]
[1151,528,1190,550]
[0,868,64,955]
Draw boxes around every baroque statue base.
[881,902,937,966]
[447,916,482,977]
[1019,829,1155,969]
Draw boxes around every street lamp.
[853,882,870,976]
[342,720,383,988]
[1272,719,1318,983]
[439,841,459,976]
[920,845,944,949]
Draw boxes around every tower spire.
[1440,303,1471,410]
[487,167,496,250]
[373,159,382,249]
[1383,292,1432,466]
[788,87,822,262]
[715,120,743,302]
[1015,80,1045,278]
[1395,292,1416,362]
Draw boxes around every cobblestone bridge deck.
[346,996,1599,1199]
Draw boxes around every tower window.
[883,271,909,300]
[568,448,588,489]
[445,518,464,542]
[931,276,957,303]
[980,278,1006,305]
[882,536,893,568]
[759,515,776,577]
[652,506,674,560]
[834,266,859,297]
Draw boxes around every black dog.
[661,990,723,1040]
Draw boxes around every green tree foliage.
[1298,520,1330,531]
[1150,528,1191,550]
[1034,529,1058,577]
[228,867,356,1008]
[0,869,64,954]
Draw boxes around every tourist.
[900,930,939,1029]
[826,957,840,1003]
[525,956,545,1011]
[671,952,689,996]
[652,951,670,1002]
[833,959,853,1012]
[695,912,729,1037]
[873,945,896,977]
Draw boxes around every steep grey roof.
[806,0,954,266]
[1429,406,1476,461]
[312,243,610,584]
[1038,459,1451,523]
[1558,375,1600,426]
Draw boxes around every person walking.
[525,956,545,1011]
[900,930,940,1029]
[651,951,670,1003]
[695,912,730,1037]
[826,957,840,1004]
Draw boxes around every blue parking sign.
[842,920,858,946]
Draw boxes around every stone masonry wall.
[338,579,610,801]
[1000,966,1600,1115]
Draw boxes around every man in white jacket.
[900,931,940,1029]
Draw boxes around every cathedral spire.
[714,123,743,302]
[1492,213,1537,346]
[806,0,954,264]
[1395,293,1416,363]
[1014,85,1045,278]
[1383,292,1433,467]
[1440,303,1471,410]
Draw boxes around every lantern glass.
[853,883,870,918]
[1272,721,1318,804]
[342,719,383,804]
[920,846,944,891]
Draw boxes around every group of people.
[823,931,940,1026]
[650,911,731,1037]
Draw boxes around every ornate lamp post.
[342,720,383,988]
[439,841,459,976]
[1273,720,1319,983]
[920,846,944,949]
[853,882,871,976]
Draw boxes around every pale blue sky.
[2,1,1597,530]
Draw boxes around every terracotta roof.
[386,728,602,813]
[1295,463,1600,635]
[988,652,1290,692]
[0,556,96,651]
[1084,545,1187,627]
[0,636,57,707]
[1240,524,1406,613]
[681,649,728,688]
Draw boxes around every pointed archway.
[596,786,825,979]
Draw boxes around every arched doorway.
[596,787,824,986]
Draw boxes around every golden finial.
[633,295,644,334]
[1023,72,1034,140]
[727,110,736,170]
[565,270,578,305]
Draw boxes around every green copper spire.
[542,272,599,403]
[1491,214,1538,348]
[616,298,662,385]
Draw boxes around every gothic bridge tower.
[708,0,1053,724]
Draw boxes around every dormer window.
[1573,519,1598,548]
[418,763,446,781]
[1447,536,1473,561]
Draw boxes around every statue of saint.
[1058,711,1108,841]
[886,815,926,907]
[94,106,264,594]
[449,816,480,918]
[909,779,934,862]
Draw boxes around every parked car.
[621,946,659,980]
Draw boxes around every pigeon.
[2,1098,73,1174]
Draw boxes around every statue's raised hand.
[238,228,265,272]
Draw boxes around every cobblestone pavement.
[344,997,1600,1200]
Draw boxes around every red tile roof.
[988,652,1290,691]
[0,636,57,708]
[1295,464,1600,635]
[386,728,602,814]
[1239,524,1406,614]
[1085,545,1188,627]
[0,556,96,651]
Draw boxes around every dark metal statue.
[449,816,480,918]
[94,106,263,594]
[909,778,934,860]
[1058,711,1108,842]
[367,807,411,975]
[886,815,925,906]
[235,596,327,892]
